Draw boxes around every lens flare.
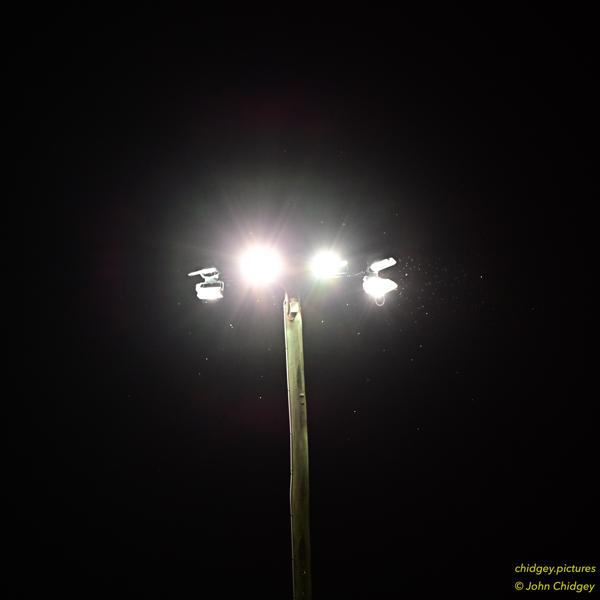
[310,251,348,278]
[239,246,283,283]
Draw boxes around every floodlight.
[239,246,282,284]
[310,251,348,278]
[195,281,224,300]
[188,266,224,301]
[362,274,398,306]
[369,257,397,273]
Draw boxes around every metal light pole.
[283,294,312,600]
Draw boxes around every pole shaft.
[283,294,312,600]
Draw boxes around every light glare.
[310,251,348,278]
[362,275,398,299]
[240,246,283,283]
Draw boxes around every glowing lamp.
[310,251,348,278]
[362,275,398,299]
[239,246,283,284]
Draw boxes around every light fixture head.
[239,245,283,284]
[188,267,220,279]
[188,266,224,301]
[310,251,348,279]
[368,257,397,274]
[195,281,224,301]
[362,274,398,303]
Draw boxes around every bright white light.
[195,282,224,301]
[369,257,397,273]
[362,275,398,299]
[310,251,348,278]
[239,246,283,284]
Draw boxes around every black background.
[10,10,597,599]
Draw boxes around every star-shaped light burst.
[239,245,283,285]
[309,250,349,279]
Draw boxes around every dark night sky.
[10,11,597,599]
